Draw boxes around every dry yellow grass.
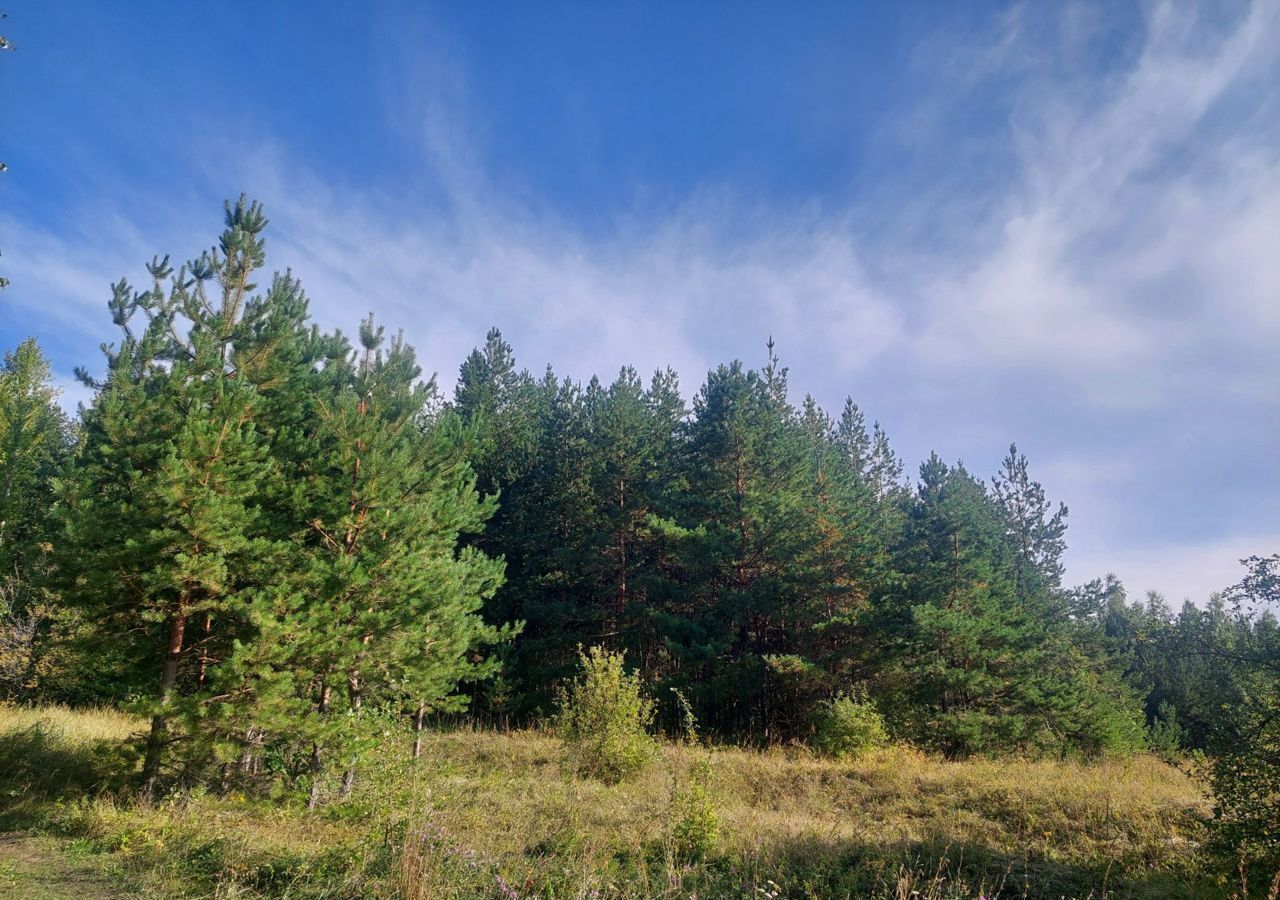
[0,702,138,743]
[0,705,1221,899]
[377,728,1214,897]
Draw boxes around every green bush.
[666,689,719,862]
[812,693,888,759]
[1209,707,1280,873]
[1206,555,1280,875]
[669,756,719,862]
[556,646,656,782]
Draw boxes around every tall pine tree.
[62,199,304,793]
[288,316,508,802]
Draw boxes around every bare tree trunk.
[339,668,362,798]
[307,746,324,809]
[412,701,426,759]
[142,613,187,798]
[307,680,331,811]
[239,725,260,776]
[196,612,213,689]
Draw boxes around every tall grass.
[0,703,138,829]
[0,703,1222,899]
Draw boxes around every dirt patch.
[0,832,126,899]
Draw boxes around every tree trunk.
[197,612,213,689]
[307,680,331,811]
[142,612,187,798]
[339,668,362,798]
[239,725,259,776]
[307,744,324,810]
[412,701,426,759]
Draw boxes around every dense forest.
[1,200,1277,868]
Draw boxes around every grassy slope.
[0,704,1226,899]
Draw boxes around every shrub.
[556,646,656,782]
[1207,555,1280,876]
[669,756,719,863]
[666,689,719,862]
[812,693,888,759]
[1209,709,1280,873]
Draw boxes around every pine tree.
[992,443,1068,613]
[61,199,311,793]
[662,347,823,739]
[454,334,686,719]
[883,457,1024,754]
[788,395,895,713]
[452,330,549,719]
[501,372,599,711]
[582,367,684,666]
[454,327,541,499]
[882,455,1143,756]
[0,340,70,563]
[288,316,508,803]
[0,339,73,697]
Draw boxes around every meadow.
[0,704,1230,900]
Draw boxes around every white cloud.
[1,216,140,338]
[51,370,94,415]
[914,0,1280,393]
[2,0,1276,604]
[1066,531,1280,605]
[226,161,904,395]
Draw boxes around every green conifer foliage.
[0,338,73,698]
[13,187,1268,813]
[289,316,508,802]
[455,338,686,719]
[663,351,826,739]
[61,200,509,798]
[880,454,1143,756]
[61,199,318,793]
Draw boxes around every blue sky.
[2,1,1277,602]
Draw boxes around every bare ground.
[0,833,127,900]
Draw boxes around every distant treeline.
[449,328,1275,760]
[0,200,1276,816]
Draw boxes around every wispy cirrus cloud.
[209,148,906,394]
[2,1,1276,602]
[913,1,1280,382]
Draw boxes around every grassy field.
[0,704,1231,899]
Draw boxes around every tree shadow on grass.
[0,721,137,830]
